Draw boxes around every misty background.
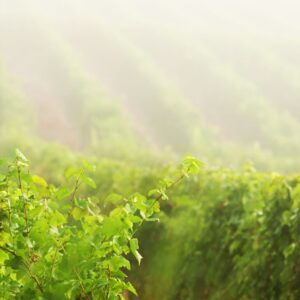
[1,0,300,171]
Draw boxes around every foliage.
[0,150,201,299]
[135,164,300,300]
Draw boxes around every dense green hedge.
[134,165,300,299]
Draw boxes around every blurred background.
[1,0,300,171]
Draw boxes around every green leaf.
[71,207,86,220]
[0,250,9,265]
[32,175,48,187]
[102,216,125,238]
[15,149,28,162]
[148,189,159,197]
[284,243,296,258]
[82,160,95,171]
[126,282,137,296]
[55,187,72,200]
[182,155,203,175]
[49,211,66,227]
[110,255,131,271]
[105,193,123,206]
[130,238,142,265]
[81,175,96,189]
[64,167,78,179]
[0,232,11,246]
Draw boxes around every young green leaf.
[130,238,142,265]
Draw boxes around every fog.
[1,0,300,168]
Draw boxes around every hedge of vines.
[134,164,300,300]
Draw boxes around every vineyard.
[1,0,300,299]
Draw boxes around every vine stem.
[50,246,59,278]
[132,172,187,237]
[74,268,90,300]
[16,162,29,235]
[0,246,43,293]
[16,164,23,193]
[104,266,111,300]
[68,170,83,217]
[0,245,16,256]
[156,173,186,202]
[23,261,44,293]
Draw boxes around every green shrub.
[0,150,200,299]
